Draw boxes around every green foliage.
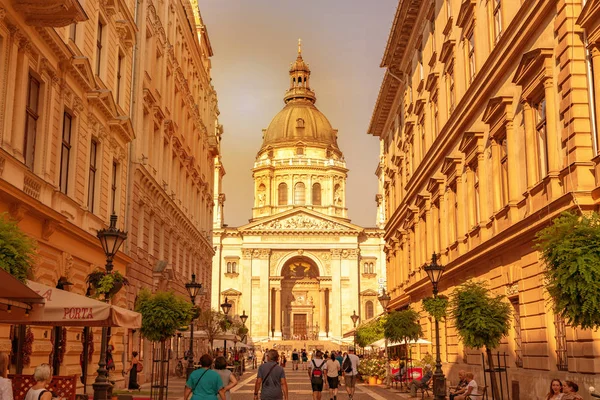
[86,269,129,299]
[0,213,36,282]
[197,308,227,347]
[355,317,385,348]
[135,289,194,342]
[357,357,386,378]
[535,211,600,330]
[449,280,511,350]
[422,295,448,321]
[414,353,434,368]
[383,309,422,343]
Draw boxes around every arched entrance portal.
[277,257,323,340]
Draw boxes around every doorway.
[293,314,307,337]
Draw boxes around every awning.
[1,281,141,328]
[370,338,432,348]
[0,269,45,321]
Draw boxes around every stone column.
[543,78,562,200]
[505,119,520,222]
[319,288,326,338]
[522,102,537,188]
[591,45,600,151]
[274,288,282,340]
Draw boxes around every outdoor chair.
[418,380,432,399]
[465,386,488,399]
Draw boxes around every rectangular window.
[467,32,476,83]
[474,164,480,224]
[493,0,503,44]
[96,21,104,76]
[446,0,452,19]
[111,160,118,213]
[432,97,439,137]
[69,24,77,42]
[24,75,40,170]
[116,52,124,104]
[88,140,98,211]
[511,298,523,368]
[500,138,509,205]
[554,314,568,371]
[535,98,548,180]
[430,19,436,54]
[418,48,424,81]
[420,120,426,161]
[59,112,73,194]
[447,63,455,113]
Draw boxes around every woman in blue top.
[184,354,226,400]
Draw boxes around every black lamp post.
[350,310,359,351]
[220,297,232,359]
[93,214,127,400]
[378,288,391,386]
[239,310,249,371]
[424,253,446,400]
[185,273,202,379]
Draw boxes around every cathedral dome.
[262,99,339,148]
[260,40,340,150]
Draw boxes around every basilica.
[211,43,386,345]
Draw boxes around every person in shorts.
[325,352,341,400]
[291,349,299,371]
[308,350,326,400]
[301,349,308,370]
[342,348,360,400]
[335,351,344,386]
[254,349,288,400]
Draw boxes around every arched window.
[278,183,288,205]
[369,263,374,274]
[257,184,266,207]
[294,182,305,205]
[312,183,321,205]
[227,262,232,273]
[232,262,237,273]
[363,263,369,274]
[365,301,374,320]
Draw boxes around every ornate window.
[278,183,288,205]
[294,182,305,205]
[111,161,118,213]
[363,262,375,274]
[312,183,321,205]
[535,98,548,179]
[511,298,523,368]
[492,0,503,44]
[554,314,568,371]
[500,138,508,205]
[88,140,98,211]
[24,75,40,170]
[467,31,476,83]
[446,62,455,113]
[60,112,73,195]
[116,52,124,104]
[96,20,104,76]
[365,301,374,320]
[226,262,237,274]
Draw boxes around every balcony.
[12,0,88,27]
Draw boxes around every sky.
[199,0,398,227]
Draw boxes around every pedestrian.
[341,348,360,400]
[214,356,238,400]
[308,350,326,400]
[301,349,308,370]
[127,351,141,392]
[449,370,468,400]
[0,352,13,400]
[546,379,564,400]
[454,372,478,400]
[281,353,287,368]
[324,352,340,400]
[334,351,343,386]
[292,349,299,371]
[184,354,226,400]
[562,381,583,400]
[24,364,52,400]
[254,349,288,400]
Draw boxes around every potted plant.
[86,269,129,300]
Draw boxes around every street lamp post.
[239,310,249,371]
[424,253,446,400]
[185,274,202,379]
[220,297,232,360]
[378,288,391,387]
[93,214,127,400]
[350,310,359,351]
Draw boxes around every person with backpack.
[308,350,326,400]
[254,349,288,400]
[342,348,360,400]
[324,352,341,400]
[301,349,308,370]
[291,349,299,370]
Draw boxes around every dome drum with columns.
[211,42,385,349]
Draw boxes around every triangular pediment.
[240,208,362,234]
[360,289,379,296]
[221,288,242,296]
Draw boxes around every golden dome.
[261,99,339,148]
[260,40,340,149]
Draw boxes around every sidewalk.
[354,382,428,400]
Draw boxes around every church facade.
[211,44,386,345]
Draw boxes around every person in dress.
[454,372,478,400]
[0,352,14,400]
[562,381,583,400]
[128,351,140,391]
[184,354,225,400]
[24,364,52,400]
[546,379,564,400]
[324,352,341,400]
[213,356,237,400]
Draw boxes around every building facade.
[368,0,600,398]
[0,0,221,390]
[212,44,386,346]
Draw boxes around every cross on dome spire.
[298,38,302,56]
[285,39,315,103]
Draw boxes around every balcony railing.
[254,157,346,169]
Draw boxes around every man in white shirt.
[341,348,360,400]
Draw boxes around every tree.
[535,211,600,330]
[449,280,511,400]
[383,309,422,344]
[355,317,385,348]
[135,289,194,400]
[197,308,226,355]
[0,213,36,283]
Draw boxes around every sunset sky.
[200,0,397,227]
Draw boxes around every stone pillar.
[543,78,562,200]
[274,288,282,340]
[591,46,600,150]
[319,288,326,338]
[522,102,537,188]
[505,119,520,222]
